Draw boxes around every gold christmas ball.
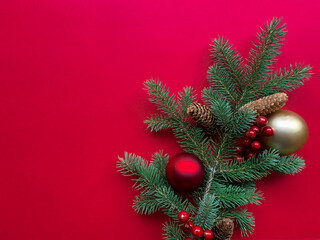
[262,109,308,155]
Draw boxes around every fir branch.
[210,37,245,89]
[145,114,175,132]
[133,193,160,215]
[173,121,215,166]
[229,108,256,137]
[155,186,194,219]
[145,80,216,166]
[217,208,255,236]
[117,152,149,178]
[215,183,264,208]
[163,221,187,240]
[273,154,305,174]
[251,64,313,98]
[117,153,193,218]
[245,17,286,88]
[149,151,169,178]
[206,96,233,130]
[118,18,312,239]
[194,193,220,230]
[217,149,280,182]
[144,79,180,120]
[202,88,256,137]
[207,65,239,105]
[178,87,197,118]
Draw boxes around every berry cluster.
[178,211,213,239]
[235,116,274,162]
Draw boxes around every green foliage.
[117,152,195,219]
[210,37,245,89]
[245,17,286,88]
[217,208,255,236]
[163,222,187,240]
[144,79,180,120]
[208,65,239,105]
[118,17,311,239]
[149,151,169,177]
[252,64,312,98]
[144,114,175,132]
[217,149,280,182]
[172,122,215,166]
[178,87,197,118]
[273,154,305,174]
[214,182,264,208]
[194,193,220,230]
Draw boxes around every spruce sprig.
[210,37,245,90]
[117,17,311,238]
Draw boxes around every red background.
[0,0,319,239]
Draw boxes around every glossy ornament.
[262,126,274,136]
[192,226,203,238]
[246,130,257,139]
[166,153,205,192]
[251,141,261,150]
[178,211,189,222]
[235,155,242,162]
[257,116,268,127]
[241,137,251,147]
[183,221,194,231]
[246,152,255,158]
[251,125,260,132]
[236,147,243,155]
[203,229,214,240]
[262,109,308,155]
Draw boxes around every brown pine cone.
[239,92,288,116]
[213,218,234,240]
[187,102,215,131]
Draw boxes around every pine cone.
[239,92,288,116]
[187,102,215,131]
[213,218,234,240]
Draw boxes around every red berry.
[183,221,194,231]
[192,226,203,238]
[263,126,274,136]
[236,147,243,155]
[257,116,268,127]
[235,155,242,162]
[251,141,261,150]
[203,229,214,240]
[241,137,251,147]
[246,130,257,139]
[178,211,189,222]
[251,125,260,132]
[246,152,255,158]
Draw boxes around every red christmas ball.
[203,229,214,240]
[192,226,203,238]
[166,153,205,192]
[251,141,261,150]
[183,221,194,231]
[185,238,195,240]
[246,152,255,158]
[241,137,251,147]
[263,126,274,136]
[236,147,243,155]
[178,211,189,222]
[235,155,242,162]
[251,125,260,132]
[246,130,257,139]
[257,116,268,127]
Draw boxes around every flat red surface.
[0,0,320,239]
